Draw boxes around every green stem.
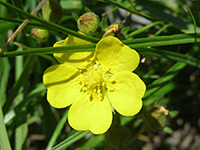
[154,23,172,36]
[0,0,47,52]
[0,44,96,57]
[51,131,90,150]
[103,0,154,21]
[135,47,199,68]
[184,5,197,41]
[127,21,164,38]
[0,16,49,28]
[0,1,99,43]
[46,109,69,150]
[0,33,199,57]
[123,33,200,45]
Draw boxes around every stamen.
[78,60,114,101]
[111,80,116,84]
[107,86,114,92]
[106,67,111,72]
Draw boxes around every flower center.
[78,61,113,100]
[85,65,103,87]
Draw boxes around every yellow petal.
[43,64,81,108]
[108,71,146,116]
[68,96,113,134]
[53,35,95,68]
[53,39,67,47]
[96,36,140,73]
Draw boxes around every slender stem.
[0,44,96,57]
[103,0,155,21]
[0,33,200,57]
[154,23,172,36]
[0,1,100,44]
[184,5,197,35]
[0,0,47,52]
[127,21,164,38]
[51,131,90,150]
[46,109,69,150]
[0,16,45,28]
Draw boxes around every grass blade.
[0,33,199,57]
[51,131,90,150]
[46,109,69,150]
[127,21,164,38]
[0,1,99,43]
[0,104,12,150]
[3,56,37,113]
[144,62,186,106]
[103,0,153,20]
[135,47,199,68]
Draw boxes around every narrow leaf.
[51,131,90,150]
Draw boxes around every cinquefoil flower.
[43,35,146,134]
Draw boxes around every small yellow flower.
[43,35,146,134]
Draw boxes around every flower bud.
[31,28,49,43]
[103,24,125,40]
[103,24,121,37]
[77,12,99,35]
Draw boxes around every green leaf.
[0,16,48,28]
[0,1,99,43]
[0,22,16,33]
[4,83,46,124]
[123,33,200,46]
[136,47,199,68]
[169,110,179,118]
[76,134,105,150]
[127,21,164,38]
[60,0,82,10]
[46,109,69,150]
[103,0,153,20]
[14,47,28,150]
[51,131,90,150]
[0,58,10,106]
[163,126,173,134]
[0,44,96,57]
[3,56,37,113]
[0,104,12,150]
[144,62,186,106]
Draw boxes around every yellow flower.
[43,35,146,134]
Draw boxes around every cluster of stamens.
[78,61,114,101]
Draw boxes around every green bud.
[77,12,99,35]
[31,28,49,43]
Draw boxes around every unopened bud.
[77,12,99,35]
[103,24,121,37]
[32,28,49,43]
[103,24,125,40]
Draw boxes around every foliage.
[0,0,200,149]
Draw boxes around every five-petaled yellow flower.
[43,35,146,134]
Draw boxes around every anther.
[111,80,116,84]
[107,86,114,92]
[106,68,111,72]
